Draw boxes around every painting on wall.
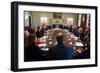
[53,12,62,19]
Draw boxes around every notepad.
[41,48,49,51]
[38,44,47,47]
[75,42,84,46]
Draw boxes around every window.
[67,17,73,26]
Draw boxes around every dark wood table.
[46,29,84,48]
[37,29,84,57]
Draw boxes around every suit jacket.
[49,43,75,60]
[24,44,41,61]
[36,31,42,38]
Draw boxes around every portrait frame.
[11,1,97,72]
[53,12,62,19]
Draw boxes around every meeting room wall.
[30,12,78,28]
[62,13,78,26]
[31,12,52,28]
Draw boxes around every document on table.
[75,42,84,46]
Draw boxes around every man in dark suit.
[36,26,42,38]
[49,32,75,60]
[40,25,47,36]
[24,34,41,61]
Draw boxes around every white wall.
[0,0,99,73]
[31,12,52,28]
[25,11,78,27]
[63,13,78,25]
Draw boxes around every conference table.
[37,28,84,57]
[46,28,84,48]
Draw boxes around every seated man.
[49,32,75,60]
[36,26,42,38]
[40,24,47,36]
[24,34,41,61]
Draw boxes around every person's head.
[73,25,77,29]
[27,34,35,46]
[37,26,40,31]
[56,32,64,44]
[24,30,29,39]
[78,27,83,33]
[84,28,89,34]
[42,24,46,29]
[55,25,59,28]
[30,28,35,34]
[24,27,28,30]
[70,25,72,28]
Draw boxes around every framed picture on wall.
[11,1,97,71]
[53,12,62,19]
